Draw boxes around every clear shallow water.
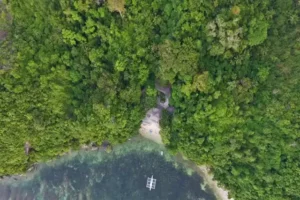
[0,139,216,200]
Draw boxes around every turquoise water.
[0,139,216,200]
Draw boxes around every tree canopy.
[0,0,299,199]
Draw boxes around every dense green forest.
[0,0,299,199]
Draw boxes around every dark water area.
[0,139,216,200]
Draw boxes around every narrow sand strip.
[198,165,234,200]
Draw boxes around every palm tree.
[289,14,299,25]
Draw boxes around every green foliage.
[248,19,269,46]
[107,0,126,17]
[192,71,213,93]
[0,1,11,31]
[157,39,199,83]
[0,0,300,200]
[206,16,245,57]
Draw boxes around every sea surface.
[0,139,216,200]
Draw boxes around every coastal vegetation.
[0,0,299,199]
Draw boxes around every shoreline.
[140,132,233,200]
[1,136,233,200]
[172,154,233,200]
[197,165,233,200]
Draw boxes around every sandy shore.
[139,125,163,144]
[198,165,233,200]
[139,107,163,144]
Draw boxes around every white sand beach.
[198,165,234,200]
[139,108,163,144]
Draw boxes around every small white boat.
[146,175,157,191]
